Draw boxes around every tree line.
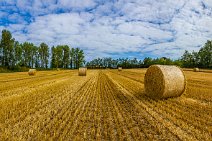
[86,57,181,69]
[86,40,212,69]
[0,29,85,71]
[0,29,211,71]
[181,40,212,68]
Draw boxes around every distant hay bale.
[78,67,87,76]
[57,68,60,71]
[193,68,199,72]
[28,69,36,76]
[118,67,122,71]
[144,65,186,99]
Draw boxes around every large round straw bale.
[28,69,36,76]
[193,68,199,72]
[78,67,87,76]
[118,67,122,71]
[144,65,186,99]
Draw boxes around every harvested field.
[0,69,211,140]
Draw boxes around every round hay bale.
[28,69,36,76]
[193,68,199,72]
[118,67,122,71]
[78,67,87,76]
[57,68,60,71]
[144,65,186,99]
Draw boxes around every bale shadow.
[132,89,169,102]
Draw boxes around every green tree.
[74,48,85,69]
[70,48,75,69]
[77,49,85,68]
[173,59,183,67]
[51,46,56,68]
[198,40,212,68]
[143,57,152,67]
[39,43,49,68]
[14,41,22,66]
[0,40,2,66]
[74,48,79,69]
[35,48,40,68]
[181,40,212,68]
[131,58,138,68]
[0,29,15,68]
[191,51,200,67]
[55,45,63,68]
[22,42,34,67]
[62,45,70,68]
[31,45,38,68]
[181,50,193,68]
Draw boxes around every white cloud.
[0,0,211,60]
[58,0,96,9]
[116,22,173,42]
[204,0,212,8]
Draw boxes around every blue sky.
[0,0,212,61]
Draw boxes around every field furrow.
[0,71,76,97]
[0,69,211,140]
[106,70,212,140]
[0,70,97,140]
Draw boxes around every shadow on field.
[132,90,161,102]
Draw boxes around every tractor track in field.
[0,71,73,83]
[106,71,212,140]
[0,76,69,99]
[1,69,212,140]
[38,72,96,139]
[105,72,183,140]
[112,70,212,102]
[57,75,97,140]
[105,72,198,140]
[0,71,75,93]
[110,70,144,83]
[0,71,98,140]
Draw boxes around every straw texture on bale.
[78,68,87,76]
[144,65,186,99]
[193,68,199,72]
[28,69,36,76]
[118,67,122,71]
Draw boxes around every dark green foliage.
[86,57,182,69]
[14,41,22,66]
[54,45,63,68]
[0,29,85,72]
[22,42,36,68]
[74,48,85,69]
[198,40,212,68]
[51,45,85,69]
[39,43,49,69]
[181,40,212,68]
[63,45,70,68]
[0,29,211,72]
[70,48,75,69]
[87,41,212,69]
[0,29,15,68]
[51,46,56,68]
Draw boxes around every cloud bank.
[0,0,212,60]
